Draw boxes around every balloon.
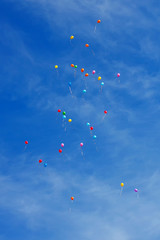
[59,149,62,153]
[134,188,138,192]
[85,73,89,77]
[90,126,93,130]
[55,65,58,69]
[39,159,42,163]
[104,110,107,114]
[92,70,96,74]
[85,44,89,47]
[74,65,77,68]
[93,135,97,139]
[117,73,120,77]
[80,142,83,147]
[81,68,84,72]
[25,141,28,144]
[61,143,64,147]
[101,82,104,86]
[68,82,72,86]
[58,109,61,112]
[70,36,74,40]
[63,111,66,115]
[68,119,72,122]
[97,20,101,23]
[71,197,74,200]
[44,163,47,167]
[98,76,101,80]
[63,115,66,119]
[87,122,90,126]
[83,89,87,93]
[121,183,124,187]
[71,64,74,67]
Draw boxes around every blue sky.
[0,0,160,239]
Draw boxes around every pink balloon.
[80,143,83,147]
[92,70,96,74]
[117,73,120,77]
[134,188,138,192]
[61,143,64,147]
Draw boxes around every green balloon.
[63,111,66,115]
[74,65,77,68]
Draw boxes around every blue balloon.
[83,89,87,93]
[93,135,97,139]
[68,82,72,86]
[44,163,47,167]
[101,82,104,86]
[87,122,90,126]
[63,115,66,119]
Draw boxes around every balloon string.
[63,152,71,162]
[102,115,106,121]
[83,76,87,89]
[56,70,59,78]
[81,149,85,160]
[62,119,67,131]
[64,121,67,132]
[91,48,95,56]
[69,201,74,213]
[74,69,76,79]
[62,119,64,128]
[69,86,73,95]
[120,187,123,196]
[94,24,97,33]
[93,139,98,151]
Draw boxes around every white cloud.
[0,167,160,239]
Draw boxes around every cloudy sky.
[0,0,160,239]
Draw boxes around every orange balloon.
[97,20,101,23]
[71,197,74,200]
[71,64,74,67]
[85,44,89,47]
[81,68,84,72]
[85,73,89,77]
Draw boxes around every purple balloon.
[134,188,138,192]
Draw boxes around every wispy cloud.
[0,166,160,239]
[1,1,160,239]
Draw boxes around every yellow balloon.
[55,65,58,69]
[70,36,74,40]
[68,119,72,122]
[121,183,124,187]
[98,76,101,80]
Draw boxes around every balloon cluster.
[24,18,136,204]
[57,109,72,123]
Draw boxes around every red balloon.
[104,110,107,114]
[58,109,61,112]
[71,197,74,200]
[90,126,93,130]
[25,141,28,144]
[59,149,62,153]
[39,159,42,163]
